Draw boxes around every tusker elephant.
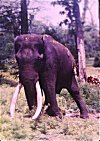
[10,34,89,120]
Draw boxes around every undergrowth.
[59,83,100,114]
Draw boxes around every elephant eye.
[34,44,44,54]
[31,48,35,52]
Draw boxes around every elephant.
[10,34,89,120]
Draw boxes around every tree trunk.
[21,0,28,34]
[73,0,87,83]
[13,23,20,37]
[82,0,89,23]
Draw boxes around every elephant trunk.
[10,81,43,120]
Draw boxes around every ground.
[0,58,100,141]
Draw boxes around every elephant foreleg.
[43,80,61,118]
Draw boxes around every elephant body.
[14,34,88,119]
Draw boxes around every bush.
[80,83,100,113]
[58,83,100,113]
[93,55,100,67]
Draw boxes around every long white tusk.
[10,83,22,118]
[32,81,42,120]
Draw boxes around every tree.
[82,0,89,24]
[21,0,28,34]
[73,0,87,83]
[52,0,87,83]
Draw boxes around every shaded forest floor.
[0,58,100,141]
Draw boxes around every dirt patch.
[86,66,100,77]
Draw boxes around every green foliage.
[12,129,27,139]
[75,133,93,141]
[0,33,14,59]
[51,0,76,27]
[59,83,100,113]
[83,24,99,57]
[0,33,15,71]
[0,0,20,35]
[80,83,100,113]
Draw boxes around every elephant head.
[10,34,47,119]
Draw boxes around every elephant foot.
[46,106,62,119]
[55,115,63,121]
[80,114,89,119]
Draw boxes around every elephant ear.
[42,34,53,44]
[42,34,58,49]
[41,34,54,52]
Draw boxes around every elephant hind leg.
[67,76,89,119]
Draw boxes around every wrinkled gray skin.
[15,34,89,119]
